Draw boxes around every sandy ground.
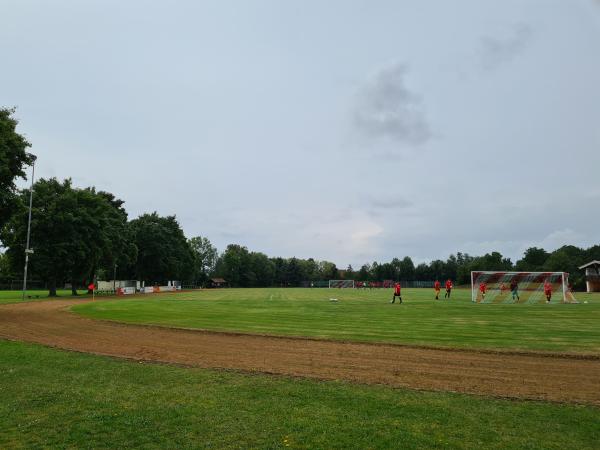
[1,299,599,405]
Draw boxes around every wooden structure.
[210,277,227,288]
[579,261,600,293]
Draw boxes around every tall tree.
[415,263,431,281]
[455,252,474,285]
[188,236,218,285]
[250,252,275,287]
[1,178,131,296]
[270,257,288,286]
[515,247,550,271]
[95,191,137,286]
[302,258,320,281]
[287,257,303,286]
[358,264,370,280]
[0,251,13,282]
[429,260,446,280]
[469,252,513,272]
[543,245,586,289]
[399,256,415,280]
[318,260,339,280]
[0,108,34,232]
[215,244,254,287]
[345,264,355,280]
[128,213,193,284]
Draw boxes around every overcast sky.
[2,0,600,267]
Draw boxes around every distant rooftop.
[579,260,600,269]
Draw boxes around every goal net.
[471,271,577,304]
[328,280,355,288]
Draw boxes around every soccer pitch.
[72,287,600,353]
[3,288,600,448]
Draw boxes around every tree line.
[1,108,599,294]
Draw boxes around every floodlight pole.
[22,155,37,302]
[113,263,117,292]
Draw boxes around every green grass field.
[1,339,598,449]
[0,289,89,305]
[72,288,600,353]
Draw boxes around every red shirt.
[394,283,401,295]
[88,283,95,291]
[434,281,441,289]
[544,283,552,294]
[445,280,452,289]
[479,283,486,293]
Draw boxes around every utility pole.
[22,154,37,301]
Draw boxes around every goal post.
[328,280,355,288]
[471,271,577,304]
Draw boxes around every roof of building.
[579,260,600,269]
[211,277,226,283]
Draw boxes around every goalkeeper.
[544,281,553,303]
[510,279,520,302]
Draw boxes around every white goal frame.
[328,280,355,288]
[470,271,576,304]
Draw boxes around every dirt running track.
[1,300,600,405]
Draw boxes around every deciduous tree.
[0,108,33,231]
[128,213,193,284]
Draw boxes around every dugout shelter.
[579,261,600,293]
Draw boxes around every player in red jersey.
[478,282,487,302]
[390,282,402,304]
[444,279,453,299]
[544,280,553,303]
[434,280,441,300]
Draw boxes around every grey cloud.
[353,63,431,145]
[367,195,412,210]
[363,195,413,219]
[480,23,533,70]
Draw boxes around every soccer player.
[390,282,402,304]
[444,279,453,299]
[544,280,553,303]
[510,279,520,302]
[434,280,441,300]
[479,281,487,302]
[500,282,507,295]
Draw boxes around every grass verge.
[0,339,599,449]
[0,289,89,305]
